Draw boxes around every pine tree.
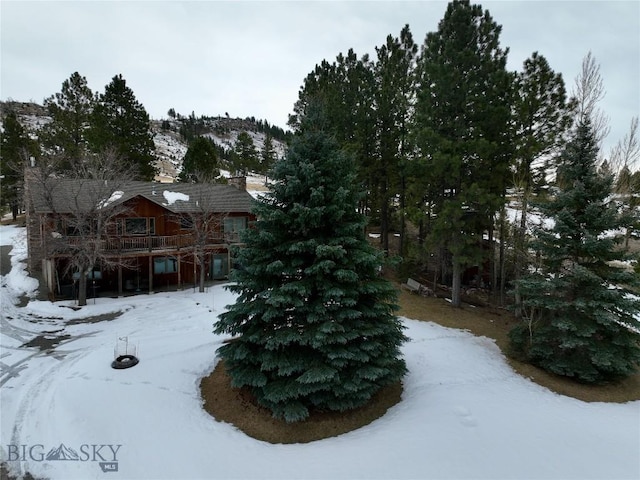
[509,119,640,384]
[178,136,220,183]
[260,133,277,175]
[373,25,418,255]
[514,53,574,197]
[289,50,377,215]
[414,0,513,306]
[512,52,574,316]
[214,114,407,422]
[231,131,258,175]
[40,72,95,168]
[0,111,36,219]
[88,74,157,180]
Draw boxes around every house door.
[211,254,228,279]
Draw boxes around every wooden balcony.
[63,232,242,254]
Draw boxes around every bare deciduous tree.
[172,184,228,293]
[30,148,137,306]
[572,51,610,150]
[609,117,640,250]
[609,116,640,174]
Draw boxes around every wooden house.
[23,170,255,299]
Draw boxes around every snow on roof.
[163,190,189,205]
[27,178,254,214]
[97,190,124,209]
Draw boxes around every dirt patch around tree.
[200,287,639,445]
[201,361,402,444]
[396,289,640,403]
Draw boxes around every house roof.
[26,177,255,215]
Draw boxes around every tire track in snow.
[1,332,98,387]
[4,346,92,478]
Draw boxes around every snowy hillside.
[152,116,288,183]
[1,101,288,183]
[152,127,189,182]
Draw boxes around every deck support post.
[118,262,123,296]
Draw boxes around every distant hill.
[0,101,290,183]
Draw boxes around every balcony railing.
[62,232,242,253]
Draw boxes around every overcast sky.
[1,1,638,154]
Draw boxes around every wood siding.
[27,194,254,299]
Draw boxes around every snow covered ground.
[1,223,639,480]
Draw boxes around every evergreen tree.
[414,0,513,306]
[178,111,206,144]
[178,136,221,183]
[289,50,377,215]
[214,113,407,422]
[40,72,95,167]
[509,119,640,384]
[373,25,417,255]
[512,52,574,316]
[260,133,277,175]
[514,53,574,194]
[231,131,258,175]
[0,111,36,219]
[88,74,157,180]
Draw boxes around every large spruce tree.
[214,114,407,422]
[509,119,640,384]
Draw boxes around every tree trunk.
[177,253,182,290]
[514,190,530,318]
[488,221,496,304]
[77,272,87,306]
[499,209,506,307]
[199,255,206,293]
[451,259,462,308]
[381,193,389,254]
[148,257,153,293]
[118,263,123,297]
[399,174,406,256]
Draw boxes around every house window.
[125,218,155,235]
[180,215,192,230]
[154,256,178,274]
[65,224,80,236]
[223,217,247,234]
[210,253,228,279]
[61,218,81,236]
